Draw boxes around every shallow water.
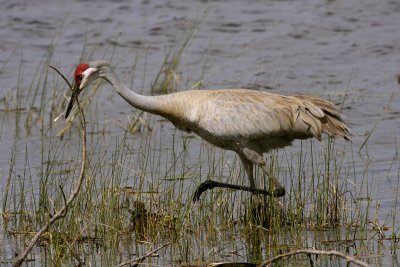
[1,0,400,265]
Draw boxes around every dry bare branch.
[259,249,370,267]
[14,67,87,267]
[116,242,171,267]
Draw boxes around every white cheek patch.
[80,67,98,89]
[83,67,97,77]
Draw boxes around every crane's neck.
[102,68,165,115]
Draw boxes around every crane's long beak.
[65,83,80,119]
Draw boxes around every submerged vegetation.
[0,29,399,267]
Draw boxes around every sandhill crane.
[66,61,351,201]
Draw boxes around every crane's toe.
[272,187,285,197]
[192,180,220,202]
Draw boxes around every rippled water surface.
[1,0,400,265]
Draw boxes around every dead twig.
[14,66,87,267]
[49,65,73,90]
[259,249,370,267]
[116,242,171,267]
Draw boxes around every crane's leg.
[192,149,285,202]
[241,148,286,197]
[239,154,255,189]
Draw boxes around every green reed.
[1,27,398,267]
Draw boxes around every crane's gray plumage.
[66,60,351,200]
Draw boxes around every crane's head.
[65,61,106,118]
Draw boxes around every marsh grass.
[1,31,399,266]
[151,19,199,95]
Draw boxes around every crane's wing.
[194,89,350,142]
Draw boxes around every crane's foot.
[193,180,286,202]
[272,187,286,197]
[193,180,220,202]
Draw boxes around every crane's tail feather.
[295,95,351,142]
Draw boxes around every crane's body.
[132,89,349,152]
[66,61,351,200]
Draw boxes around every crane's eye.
[76,74,83,83]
